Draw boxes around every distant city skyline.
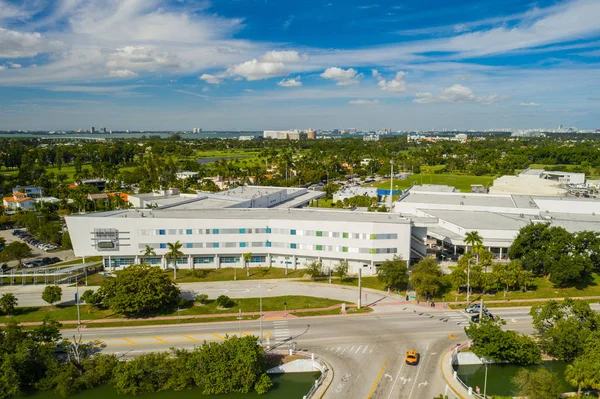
[0,0,599,130]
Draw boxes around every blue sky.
[0,0,599,131]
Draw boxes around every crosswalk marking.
[272,320,290,343]
[322,344,376,357]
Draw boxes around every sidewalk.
[448,295,600,306]
[440,343,473,399]
[0,303,346,327]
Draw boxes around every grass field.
[0,296,345,324]
[309,198,334,208]
[63,316,259,329]
[444,274,600,303]
[87,267,307,286]
[366,173,495,192]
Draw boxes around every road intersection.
[4,280,599,398]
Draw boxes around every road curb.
[440,343,470,399]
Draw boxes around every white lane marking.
[407,348,428,399]
[340,347,348,355]
[335,347,341,353]
[355,346,362,354]
[387,359,406,399]
[349,345,356,353]
[363,345,369,354]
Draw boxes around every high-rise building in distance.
[90,126,95,134]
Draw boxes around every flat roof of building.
[401,191,516,208]
[424,209,531,230]
[78,208,412,224]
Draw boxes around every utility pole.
[358,268,362,309]
[467,258,471,303]
[76,279,81,331]
[259,285,263,345]
[479,297,484,321]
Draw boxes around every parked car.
[1,264,8,271]
[465,304,487,314]
[42,257,53,265]
[51,257,61,263]
[23,262,35,268]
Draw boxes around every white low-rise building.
[66,208,413,275]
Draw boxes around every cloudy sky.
[0,0,599,131]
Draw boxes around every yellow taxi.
[405,350,419,365]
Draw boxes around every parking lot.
[0,229,76,269]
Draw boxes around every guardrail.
[294,352,329,399]
[450,342,488,399]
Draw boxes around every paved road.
[0,280,397,308]
[6,279,599,398]
[66,306,544,399]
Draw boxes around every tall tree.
[0,293,17,316]
[0,242,32,267]
[409,258,445,299]
[377,255,408,291]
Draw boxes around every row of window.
[139,242,397,254]
[138,228,398,240]
[103,256,268,267]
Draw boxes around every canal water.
[455,362,573,397]
[18,373,320,399]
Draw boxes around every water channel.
[17,373,320,399]
[456,362,573,397]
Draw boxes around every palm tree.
[565,362,592,397]
[464,231,483,253]
[140,245,156,265]
[165,241,184,280]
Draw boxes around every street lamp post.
[284,302,287,317]
[259,285,263,345]
[483,359,489,398]
[76,278,81,331]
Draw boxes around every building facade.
[65,209,413,275]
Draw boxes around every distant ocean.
[0,132,261,140]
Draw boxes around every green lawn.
[420,165,447,174]
[0,296,345,324]
[309,198,334,208]
[444,274,600,303]
[86,267,307,286]
[366,174,495,192]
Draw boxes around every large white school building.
[65,208,415,276]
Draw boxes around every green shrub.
[216,295,234,308]
[254,373,273,394]
[195,294,209,304]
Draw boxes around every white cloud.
[349,99,380,105]
[200,73,221,84]
[371,69,381,79]
[226,59,286,81]
[0,65,5,70]
[105,46,182,73]
[414,84,506,104]
[0,27,63,58]
[278,77,302,87]
[260,50,308,63]
[108,69,137,78]
[377,71,407,93]
[320,67,362,85]
[202,87,210,92]
[7,62,22,68]
[520,101,542,107]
